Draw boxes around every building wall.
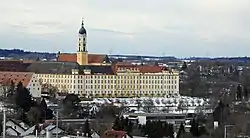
[27,74,42,98]
[77,33,88,65]
[77,52,88,65]
[36,71,179,98]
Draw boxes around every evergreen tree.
[83,119,91,137]
[40,98,47,110]
[147,121,159,138]
[190,119,199,137]
[213,100,225,125]
[237,84,242,100]
[190,118,209,137]
[177,123,186,138]
[27,106,41,126]
[112,117,122,131]
[181,62,188,70]
[155,121,163,138]
[62,94,80,116]
[39,98,53,120]
[163,122,169,137]
[0,118,2,135]
[244,87,249,99]
[17,81,23,91]
[127,120,133,134]
[168,124,174,138]
[145,120,151,136]
[120,116,125,130]
[45,108,54,119]
[15,86,33,112]
[199,124,208,136]
[10,80,15,91]
[124,117,133,133]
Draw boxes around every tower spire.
[77,18,88,65]
[81,18,84,26]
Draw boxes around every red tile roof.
[88,54,106,63]
[139,65,163,73]
[57,53,107,64]
[0,72,33,87]
[0,60,31,72]
[116,62,134,65]
[101,130,127,138]
[57,53,76,62]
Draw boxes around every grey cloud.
[90,28,139,36]
[9,24,29,29]
[31,21,65,27]
[1,0,250,57]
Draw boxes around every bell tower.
[77,18,88,65]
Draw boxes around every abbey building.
[1,19,180,98]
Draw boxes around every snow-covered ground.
[44,96,213,115]
[89,96,213,114]
[91,96,211,107]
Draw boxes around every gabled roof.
[6,126,20,136]
[80,65,115,75]
[26,61,78,74]
[102,130,128,138]
[21,125,36,136]
[0,60,31,72]
[0,72,33,87]
[40,124,64,135]
[57,53,76,62]
[89,54,110,64]
[57,53,110,64]
[25,61,115,75]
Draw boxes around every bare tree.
[187,69,201,97]
[143,99,154,113]
[135,99,142,111]
[178,100,184,113]
[41,83,58,100]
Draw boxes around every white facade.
[0,72,42,98]
[27,74,42,98]
[36,69,179,98]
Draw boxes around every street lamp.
[56,111,59,138]
[2,109,6,138]
[224,125,234,138]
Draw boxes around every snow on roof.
[19,122,29,130]
[45,124,56,131]
[21,125,36,136]
[134,111,145,114]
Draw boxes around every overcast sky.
[1,0,250,57]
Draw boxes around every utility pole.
[56,111,59,138]
[224,125,227,138]
[3,110,6,138]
